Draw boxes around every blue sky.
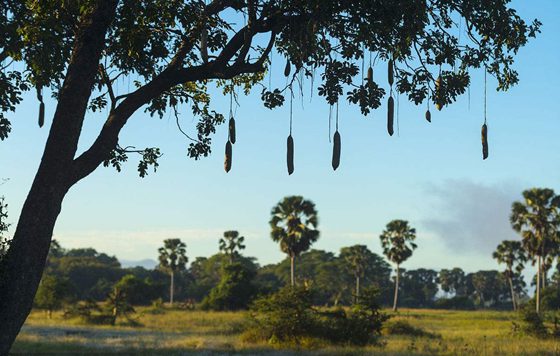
[1,1,559,274]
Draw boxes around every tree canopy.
[0,0,540,165]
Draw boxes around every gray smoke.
[421,179,522,254]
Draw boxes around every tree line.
[15,192,557,318]
[1,192,560,316]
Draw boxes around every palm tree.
[492,240,527,311]
[270,196,319,286]
[379,220,417,311]
[510,188,560,313]
[340,245,370,301]
[158,238,188,306]
[219,230,246,264]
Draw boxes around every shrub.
[243,286,388,346]
[201,262,256,311]
[384,320,440,339]
[519,308,548,338]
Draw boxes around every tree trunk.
[0,2,118,353]
[542,264,547,289]
[170,270,175,306]
[536,255,541,314]
[507,272,516,311]
[393,264,400,312]
[290,256,295,287]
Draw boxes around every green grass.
[11,307,560,355]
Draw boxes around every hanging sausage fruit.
[227,92,236,144]
[435,73,443,111]
[228,116,236,144]
[287,134,294,175]
[387,96,394,136]
[425,79,432,123]
[224,140,232,172]
[37,87,45,128]
[387,57,394,136]
[332,131,341,171]
[481,71,489,160]
[481,123,489,160]
[332,102,341,171]
[286,89,294,175]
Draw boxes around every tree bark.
[170,270,175,306]
[507,272,516,311]
[393,264,400,312]
[0,2,118,353]
[290,256,295,287]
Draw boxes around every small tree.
[510,188,560,313]
[34,274,72,318]
[105,286,136,326]
[219,230,245,264]
[493,240,527,310]
[379,220,417,311]
[158,238,188,306]
[340,245,370,301]
[270,196,319,286]
[201,262,256,311]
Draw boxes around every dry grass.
[12,307,560,355]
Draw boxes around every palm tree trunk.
[393,264,400,312]
[507,273,516,311]
[536,255,541,314]
[290,256,295,287]
[542,264,547,289]
[170,270,174,306]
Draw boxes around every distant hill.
[120,258,158,270]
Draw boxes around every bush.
[519,307,548,338]
[201,262,256,311]
[243,286,388,346]
[434,296,475,310]
[384,320,440,339]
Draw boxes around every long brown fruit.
[287,135,294,175]
[482,123,489,160]
[38,102,45,128]
[387,96,394,136]
[425,109,431,123]
[332,130,341,171]
[228,117,236,144]
[224,140,232,172]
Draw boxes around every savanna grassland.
[12,308,560,355]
